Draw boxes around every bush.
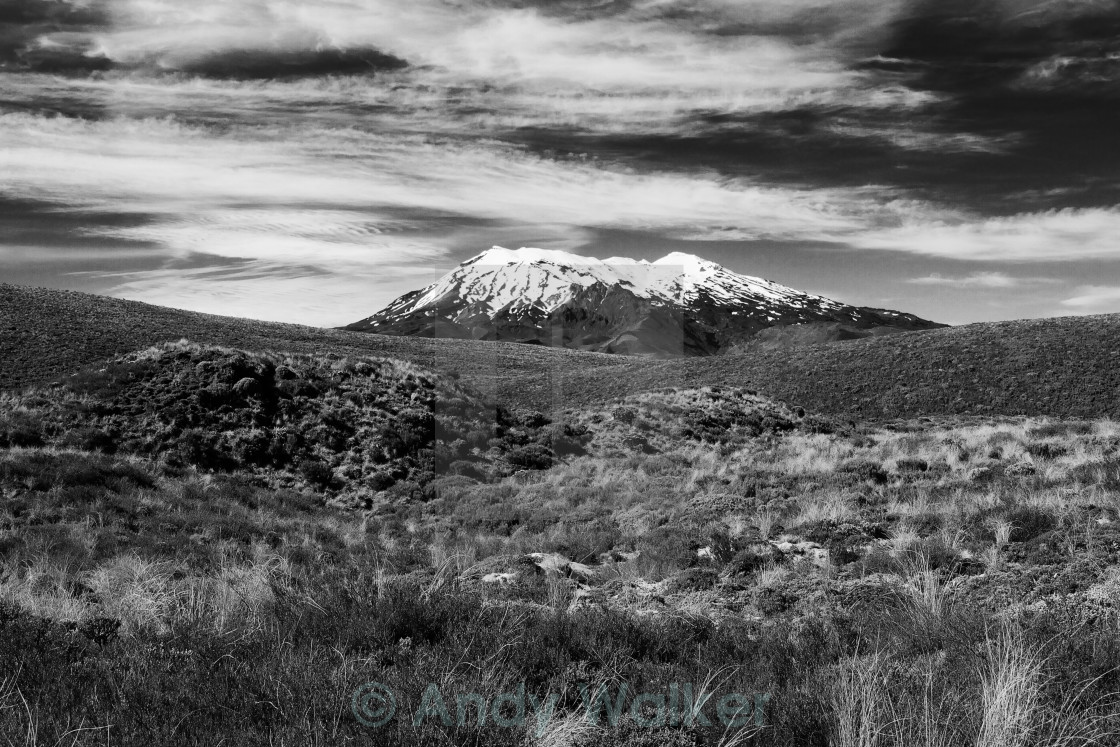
[506,443,554,471]
[1026,441,1069,460]
[665,566,720,593]
[1005,505,1056,542]
[895,458,929,473]
[838,459,889,484]
[0,411,44,447]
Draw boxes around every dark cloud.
[504,110,1006,201]
[0,0,406,77]
[170,47,407,80]
[882,0,1120,96]
[0,0,111,70]
[0,194,158,250]
[0,0,106,27]
[840,0,1120,217]
[504,82,1120,219]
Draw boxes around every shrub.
[665,566,721,593]
[613,406,638,425]
[896,458,930,473]
[838,459,889,484]
[1025,441,1069,460]
[0,411,44,448]
[505,443,554,471]
[1004,506,1056,543]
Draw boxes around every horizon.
[3,0,1120,327]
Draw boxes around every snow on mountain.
[377,246,844,321]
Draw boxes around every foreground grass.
[3,401,1120,744]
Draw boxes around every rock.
[1005,461,1037,477]
[525,552,597,582]
[599,549,641,563]
[968,466,994,482]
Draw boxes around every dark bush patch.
[1005,505,1056,543]
[506,443,554,471]
[896,458,929,473]
[838,459,889,484]
[665,567,720,594]
[1026,441,1069,460]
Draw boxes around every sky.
[2,0,1120,327]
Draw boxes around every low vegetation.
[0,341,589,507]
[2,336,1120,745]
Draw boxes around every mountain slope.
[345,246,943,356]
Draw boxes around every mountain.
[345,246,944,356]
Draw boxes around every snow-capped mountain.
[346,247,943,356]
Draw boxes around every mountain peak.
[467,246,711,271]
[652,251,713,267]
[468,246,602,267]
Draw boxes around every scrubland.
[2,343,1120,745]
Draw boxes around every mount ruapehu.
[345,247,943,356]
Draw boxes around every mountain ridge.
[346,246,944,356]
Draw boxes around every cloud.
[908,271,1056,288]
[0,111,883,248]
[88,255,442,327]
[8,0,879,92]
[168,46,406,80]
[857,208,1120,262]
[1060,285,1120,314]
[0,0,113,70]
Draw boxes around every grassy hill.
[0,284,620,401]
[6,284,1120,420]
[512,315,1120,419]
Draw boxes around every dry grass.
[976,629,1042,747]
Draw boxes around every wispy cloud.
[1060,285,1120,314]
[908,272,1057,288]
[857,208,1120,262]
[0,111,879,246]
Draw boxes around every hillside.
[512,316,1120,419]
[5,284,1120,420]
